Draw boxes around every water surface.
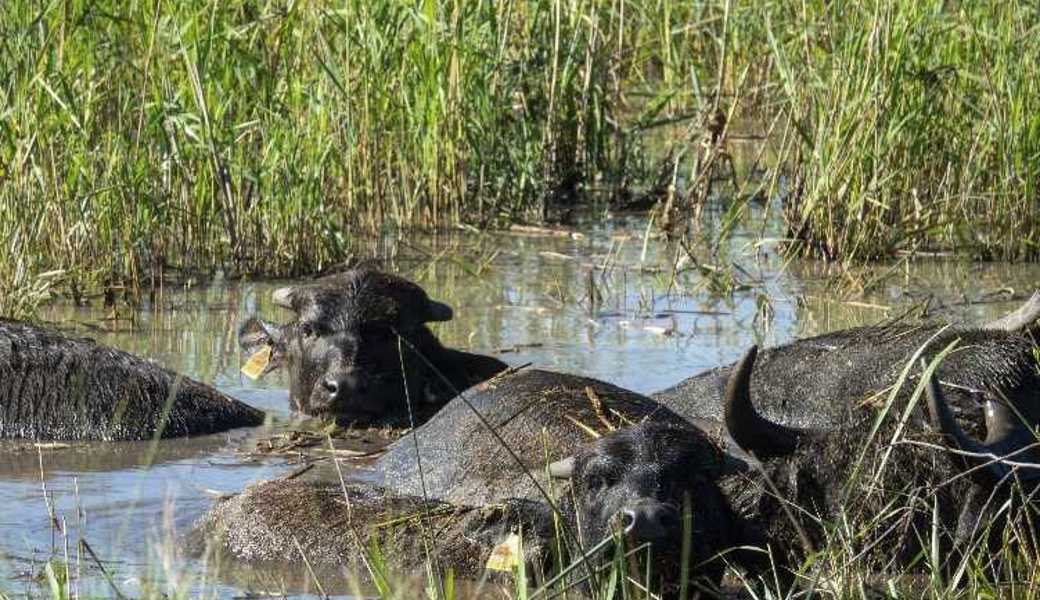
[3,217,1038,598]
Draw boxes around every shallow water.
[2,216,1039,598]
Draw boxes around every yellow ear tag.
[485,533,522,572]
[241,346,272,380]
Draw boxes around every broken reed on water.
[2,0,1039,317]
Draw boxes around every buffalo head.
[547,421,743,591]
[238,269,460,425]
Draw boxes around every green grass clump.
[0,0,735,296]
[768,0,1040,261]
[4,0,1040,310]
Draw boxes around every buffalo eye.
[298,323,316,338]
[583,469,616,493]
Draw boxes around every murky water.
[2,215,1039,599]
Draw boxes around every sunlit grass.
[0,0,737,308]
[768,0,1040,261]
[3,1,1040,318]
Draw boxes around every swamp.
[2,1,1040,599]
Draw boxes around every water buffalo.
[239,269,507,426]
[542,421,746,592]
[527,295,1040,584]
[505,334,1040,586]
[189,421,746,596]
[708,341,1040,579]
[0,319,264,440]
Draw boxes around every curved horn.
[723,346,801,459]
[983,290,1040,332]
[547,457,575,479]
[425,299,454,322]
[925,372,1040,484]
[272,287,295,309]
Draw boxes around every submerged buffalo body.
[191,367,744,593]
[371,367,694,505]
[0,320,264,440]
[240,269,506,426]
[653,292,1040,430]
[190,421,744,594]
[187,478,557,577]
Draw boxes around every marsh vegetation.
[3,0,1040,598]
[3,1,1039,316]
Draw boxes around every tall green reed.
[0,0,727,301]
[8,0,1038,316]
[767,0,1040,261]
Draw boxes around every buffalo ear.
[424,299,454,323]
[238,317,282,355]
[547,457,575,479]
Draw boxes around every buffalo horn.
[983,290,1040,333]
[547,457,575,479]
[723,346,801,459]
[272,287,295,309]
[925,372,1040,484]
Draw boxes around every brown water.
[2,215,1039,599]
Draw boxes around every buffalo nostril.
[621,503,675,542]
[323,373,363,401]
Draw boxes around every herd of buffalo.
[3,268,1040,596]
